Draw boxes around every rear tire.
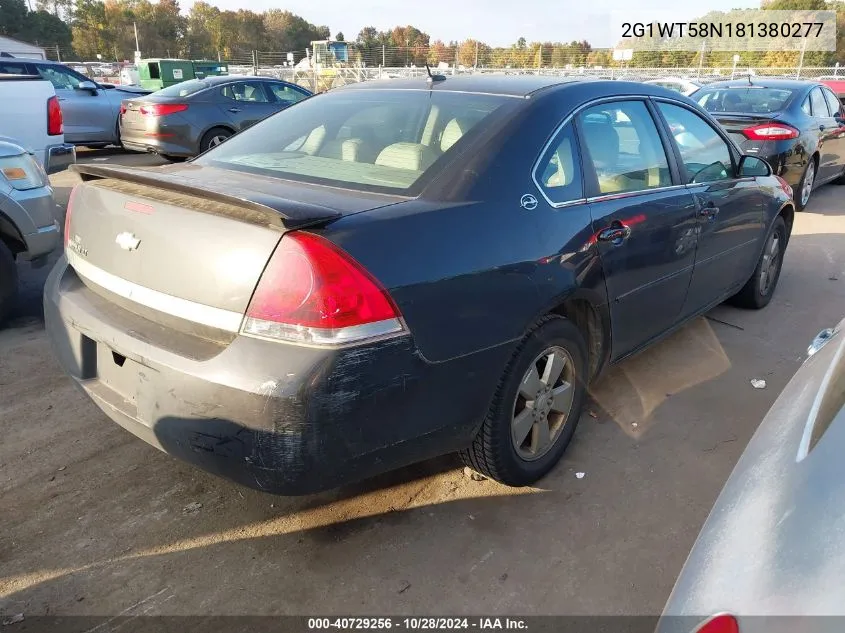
[729,216,786,310]
[199,127,232,153]
[0,240,19,326]
[795,158,817,211]
[460,316,588,487]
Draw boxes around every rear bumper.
[44,257,503,494]
[121,137,195,157]
[44,143,76,175]
[736,141,806,186]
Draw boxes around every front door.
[34,63,115,143]
[577,99,699,359]
[218,80,278,131]
[654,100,765,312]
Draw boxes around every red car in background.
[820,77,845,104]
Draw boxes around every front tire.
[729,216,786,310]
[460,316,588,487]
[0,240,19,326]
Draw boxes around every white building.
[0,36,47,60]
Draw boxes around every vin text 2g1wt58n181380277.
[45,76,793,494]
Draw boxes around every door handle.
[597,224,632,243]
[228,107,242,113]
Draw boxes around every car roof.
[194,75,287,85]
[700,78,820,90]
[337,74,593,97]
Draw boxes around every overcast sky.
[179,0,761,47]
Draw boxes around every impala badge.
[116,232,141,251]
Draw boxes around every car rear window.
[154,79,209,97]
[694,87,795,114]
[195,89,516,194]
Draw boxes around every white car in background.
[643,77,702,96]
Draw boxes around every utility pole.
[56,44,61,62]
[133,22,140,54]
[697,41,705,79]
[797,37,807,78]
[382,44,385,67]
[474,40,479,69]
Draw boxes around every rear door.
[654,100,765,312]
[814,86,845,182]
[218,80,278,131]
[266,82,310,110]
[34,63,115,143]
[577,99,699,359]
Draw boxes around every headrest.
[440,118,470,152]
[375,142,438,171]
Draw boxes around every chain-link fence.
[36,42,845,91]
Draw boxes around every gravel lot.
[1,148,844,618]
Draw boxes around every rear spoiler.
[70,163,342,230]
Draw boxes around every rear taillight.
[242,232,405,346]
[139,103,188,116]
[119,103,127,115]
[695,614,739,633]
[742,123,799,140]
[47,96,63,136]
[63,185,80,248]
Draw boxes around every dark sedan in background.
[119,76,312,159]
[692,78,845,210]
[47,77,793,494]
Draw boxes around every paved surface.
[1,149,844,617]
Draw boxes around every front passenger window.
[657,102,733,184]
[535,123,583,205]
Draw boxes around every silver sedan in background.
[658,319,845,633]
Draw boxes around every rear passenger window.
[823,89,842,117]
[578,100,671,195]
[801,97,812,115]
[810,88,829,117]
[534,123,583,205]
[657,102,733,184]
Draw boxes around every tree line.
[0,0,843,67]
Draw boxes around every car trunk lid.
[65,163,404,338]
[710,112,784,146]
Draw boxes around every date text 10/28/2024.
[308,618,528,630]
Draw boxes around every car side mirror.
[739,155,771,177]
[76,80,99,93]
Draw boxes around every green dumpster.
[193,61,229,79]
[137,59,196,91]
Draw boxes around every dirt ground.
[1,150,844,618]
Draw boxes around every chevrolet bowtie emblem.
[115,232,141,251]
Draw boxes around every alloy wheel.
[759,230,781,296]
[801,162,815,207]
[511,346,575,461]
